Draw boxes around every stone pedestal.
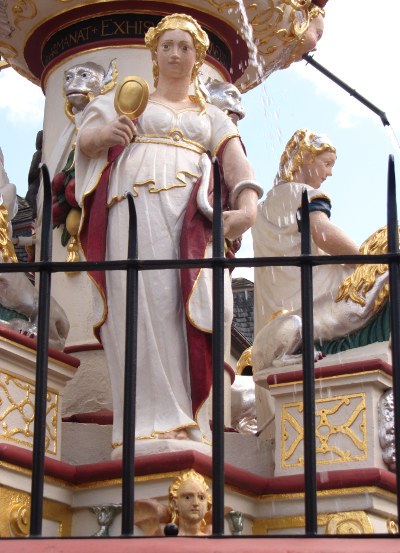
[267,357,392,477]
[0,326,79,460]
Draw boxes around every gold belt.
[134,130,206,155]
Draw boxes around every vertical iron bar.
[300,190,318,535]
[386,155,400,519]
[121,193,138,536]
[30,164,53,536]
[211,157,225,535]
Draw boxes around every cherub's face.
[175,479,208,524]
[292,14,324,61]
[302,14,324,54]
[64,65,104,110]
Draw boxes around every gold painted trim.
[236,346,252,374]
[0,459,396,501]
[281,392,367,468]
[0,367,59,455]
[12,0,37,30]
[0,335,78,372]
[185,267,213,334]
[134,130,206,155]
[0,485,72,537]
[0,42,17,59]
[0,365,58,396]
[253,510,374,535]
[212,133,239,158]
[269,369,391,389]
[387,519,399,534]
[258,485,396,502]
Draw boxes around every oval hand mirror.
[114,76,150,119]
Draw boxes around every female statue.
[252,128,359,332]
[75,13,262,457]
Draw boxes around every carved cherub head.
[286,1,327,64]
[168,469,212,535]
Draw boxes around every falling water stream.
[385,125,400,162]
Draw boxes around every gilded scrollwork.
[0,41,17,59]
[0,487,72,537]
[387,519,399,534]
[253,510,373,535]
[12,0,37,30]
[0,369,58,454]
[206,0,319,71]
[325,511,373,534]
[9,501,30,537]
[282,393,367,467]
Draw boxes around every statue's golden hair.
[276,128,336,183]
[145,14,209,112]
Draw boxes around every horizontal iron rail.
[0,253,398,274]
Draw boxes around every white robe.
[252,180,351,336]
[75,95,238,446]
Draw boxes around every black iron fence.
[0,155,399,539]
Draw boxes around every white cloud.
[0,69,45,125]
[292,0,400,132]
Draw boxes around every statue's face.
[175,479,208,526]
[156,29,196,82]
[299,14,324,58]
[301,150,336,189]
[207,82,245,124]
[64,64,104,110]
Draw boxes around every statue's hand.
[223,208,256,241]
[99,116,136,148]
[79,115,137,157]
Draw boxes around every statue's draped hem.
[78,138,233,421]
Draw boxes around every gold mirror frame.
[114,76,150,119]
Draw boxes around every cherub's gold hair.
[168,469,211,529]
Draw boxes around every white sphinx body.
[252,226,392,380]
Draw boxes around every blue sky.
[0,0,399,281]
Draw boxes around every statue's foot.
[272,353,302,367]
[271,349,325,368]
